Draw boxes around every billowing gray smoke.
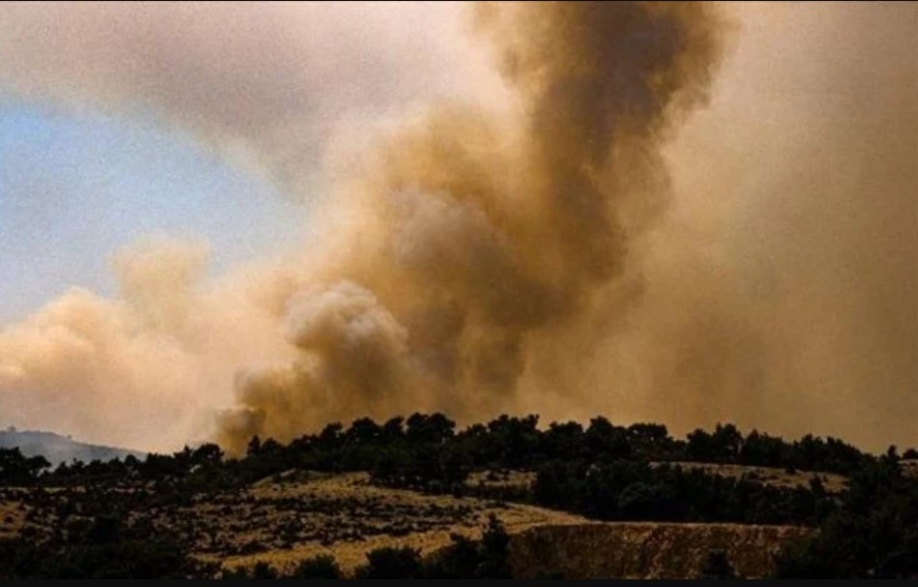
[213,1,725,453]
[1,2,914,455]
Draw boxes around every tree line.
[1,413,917,578]
[5,413,878,487]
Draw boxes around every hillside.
[0,428,145,466]
[0,468,808,579]
[0,413,915,579]
[509,522,812,579]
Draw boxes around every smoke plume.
[613,1,918,448]
[0,2,915,454]
[214,1,725,453]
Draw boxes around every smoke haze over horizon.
[0,2,915,455]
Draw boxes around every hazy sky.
[0,2,915,454]
[0,104,304,323]
[0,1,498,324]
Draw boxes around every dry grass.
[0,471,586,576]
[206,471,587,575]
[652,462,849,494]
[468,463,848,495]
[205,471,813,578]
[0,467,822,578]
[466,469,536,489]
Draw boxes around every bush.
[355,546,424,579]
[478,514,512,579]
[699,550,740,579]
[774,456,918,578]
[0,516,210,579]
[424,534,481,579]
[289,554,342,579]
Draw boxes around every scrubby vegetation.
[0,511,214,579]
[0,413,916,578]
[773,448,918,578]
[351,513,512,579]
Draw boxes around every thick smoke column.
[216,1,725,453]
[5,2,910,455]
[0,1,504,452]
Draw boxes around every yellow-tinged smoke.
[214,1,726,453]
[0,238,296,452]
[0,2,915,455]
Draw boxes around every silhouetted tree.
[700,550,739,579]
[355,546,424,579]
[289,554,342,579]
[0,448,50,485]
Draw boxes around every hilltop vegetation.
[1,413,917,578]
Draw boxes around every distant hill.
[0,427,146,467]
